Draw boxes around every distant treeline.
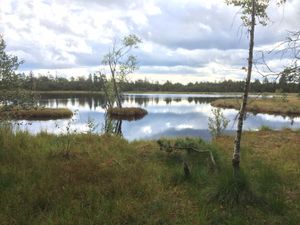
[18,73,300,93]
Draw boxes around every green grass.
[0,107,73,120]
[211,95,300,116]
[0,126,299,225]
[259,125,273,131]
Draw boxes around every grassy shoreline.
[0,128,299,224]
[212,95,300,116]
[0,107,73,120]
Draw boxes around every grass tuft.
[213,169,254,206]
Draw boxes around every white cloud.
[0,0,299,82]
[142,126,152,134]
[176,124,193,130]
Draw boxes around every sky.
[0,0,299,84]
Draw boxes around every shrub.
[259,125,272,131]
[208,108,229,138]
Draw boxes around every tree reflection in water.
[104,113,123,136]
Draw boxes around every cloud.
[0,0,299,82]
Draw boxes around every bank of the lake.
[0,127,299,225]
[212,95,300,116]
[0,107,73,120]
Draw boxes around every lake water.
[15,93,300,141]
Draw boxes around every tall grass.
[0,107,73,120]
[211,95,300,116]
[0,126,299,224]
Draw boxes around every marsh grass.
[107,107,148,120]
[0,107,73,120]
[211,95,300,116]
[0,127,299,224]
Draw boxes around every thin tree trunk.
[102,82,112,109]
[110,69,122,108]
[232,0,256,171]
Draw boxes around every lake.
[15,93,300,141]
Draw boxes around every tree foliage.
[7,73,299,93]
[226,0,269,27]
[0,36,29,109]
[226,0,285,27]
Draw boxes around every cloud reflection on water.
[16,94,300,141]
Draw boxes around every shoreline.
[211,96,300,116]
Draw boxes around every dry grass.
[211,95,300,116]
[107,107,148,120]
[0,107,73,120]
[0,127,299,224]
[214,129,300,221]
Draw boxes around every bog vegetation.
[0,0,300,224]
[0,125,299,224]
[212,94,300,116]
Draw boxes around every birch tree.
[226,0,284,171]
[0,35,24,109]
[102,34,141,108]
[0,36,39,113]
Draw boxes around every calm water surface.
[16,93,300,141]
